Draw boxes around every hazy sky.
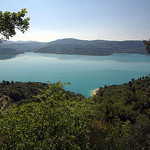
[0,0,150,42]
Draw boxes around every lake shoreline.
[1,52,150,97]
[1,51,149,58]
[92,89,99,96]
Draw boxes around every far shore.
[1,51,149,57]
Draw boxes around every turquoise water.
[0,52,150,97]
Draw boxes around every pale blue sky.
[0,0,150,42]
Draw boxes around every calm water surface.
[0,52,150,97]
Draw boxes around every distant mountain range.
[0,38,148,56]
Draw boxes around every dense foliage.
[0,82,94,149]
[0,81,48,111]
[0,8,30,40]
[143,40,150,53]
[0,77,150,149]
[91,76,150,149]
[93,76,150,122]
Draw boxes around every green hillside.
[36,38,147,56]
[0,76,150,149]
[1,41,48,53]
[0,47,21,56]
[0,38,148,56]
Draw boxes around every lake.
[0,52,150,97]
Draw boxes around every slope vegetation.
[0,76,150,149]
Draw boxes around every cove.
[0,52,150,97]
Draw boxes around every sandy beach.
[92,88,99,96]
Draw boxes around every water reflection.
[0,54,17,60]
[35,52,150,63]
[1,52,150,63]
[0,52,150,97]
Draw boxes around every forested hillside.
[0,81,48,111]
[0,48,21,56]
[36,38,147,56]
[0,41,48,54]
[0,38,148,56]
[0,76,150,149]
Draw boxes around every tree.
[0,82,95,149]
[143,39,150,53]
[0,8,30,42]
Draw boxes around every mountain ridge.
[35,38,147,56]
[0,38,148,56]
